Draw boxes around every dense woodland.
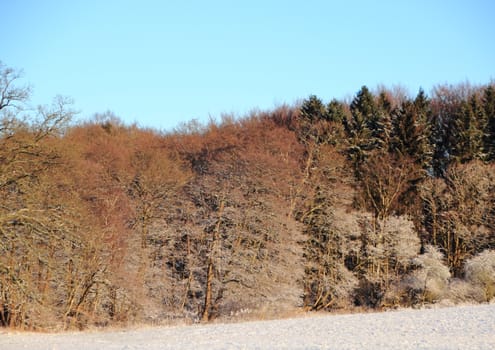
[1,62,495,330]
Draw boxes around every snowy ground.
[1,304,494,349]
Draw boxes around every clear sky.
[2,0,494,131]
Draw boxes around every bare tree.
[0,61,30,113]
[0,63,107,329]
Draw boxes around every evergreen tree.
[413,89,434,171]
[392,100,416,155]
[414,87,430,113]
[451,95,485,162]
[482,85,495,160]
[300,95,328,123]
[429,91,457,177]
[373,91,393,149]
[298,95,328,144]
[327,99,346,123]
[391,89,431,169]
[299,95,346,146]
[323,99,347,146]
[350,86,376,119]
[429,84,476,176]
[344,86,376,163]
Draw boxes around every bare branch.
[0,62,30,113]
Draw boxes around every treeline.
[1,61,494,330]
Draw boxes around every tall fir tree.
[390,88,432,169]
[299,95,329,144]
[482,85,495,160]
[344,86,376,163]
[429,90,457,177]
[327,99,346,123]
[300,95,328,123]
[324,99,347,146]
[414,89,434,171]
[451,95,485,162]
[374,91,393,150]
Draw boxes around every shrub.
[447,278,485,303]
[403,245,451,304]
[464,250,495,301]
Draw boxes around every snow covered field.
[1,304,494,349]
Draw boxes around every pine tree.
[482,85,495,160]
[414,87,430,113]
[350,86,376,120]
[373,91,393,149]
[344,86,376,163]
[391,89,431,169]
[327,99,346,123]
[429,90,456,178]
[300,95,328,123]
[413,89,433,171]
[392,100,416,155]
[299,95,329,144]
[451,95,485,162]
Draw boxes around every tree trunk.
[201,200,224,322]
[202,260,214,322]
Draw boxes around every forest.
[1,61,495,330]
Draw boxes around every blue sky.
[2,0,494,131]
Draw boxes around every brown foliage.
[161,115,306,320]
